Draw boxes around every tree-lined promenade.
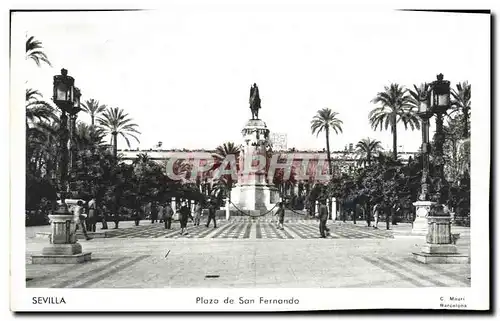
[25,34,471,228]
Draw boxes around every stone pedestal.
[412,215,469,264]
[32,213,91,264]
[411,200,435,235]
[229,118,279,215]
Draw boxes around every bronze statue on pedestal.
[249,83,261,120]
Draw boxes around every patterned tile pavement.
[72,220,397,239]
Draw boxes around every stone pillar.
[225,197,230,220]
[32,204,91,264]
[412,200,435,235]
[331,198,337,221]
[171,197,176,213]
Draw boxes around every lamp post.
[32,69,92,264]
[52,68,75,193]
[411,74,468,263]
[411,77,443,235]
[416,84,433,202]
[430,73,451,201]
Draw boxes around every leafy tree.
[133,153,165,207]
[369,84,420,159]
[311,108,343,176]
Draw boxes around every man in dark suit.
[150,201,158,224]
[318,198,329,238]
[206,200,217,228]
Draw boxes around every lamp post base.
[32,252,92,264]
[31,213,92,264]
[412,252,470,264]
[412,215,469,264]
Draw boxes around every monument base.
[412,252,469,264]
[230,183,279,212]
[32,252,92,264]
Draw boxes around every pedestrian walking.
[164,202,174,229]
[113,207,122,229]
[179,201,190,235]
[373,204,379,229]
[193,202,202,226]
[276,202,285,230]
[100,204,109,230]
[73,200,91,240]
[392,203,400,225]
[365,204,371,227]
[134,207,142,226]
[206,200,217,228]
[151,201,159,224]
[318,198,329,238]
[385,205,391,230]
[87,198,97,232]
[158,202,164,223]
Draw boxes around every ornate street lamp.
[416,84,432,202]
[430,73,451,200]
[32,69,92,264]
[411,74,467,264]
[52,68,75,192]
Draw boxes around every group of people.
[368,203,401,230]
[67,198,220,237]
[274,199,331,238]
[146,200,219,235]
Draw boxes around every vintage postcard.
[10,3,490,312]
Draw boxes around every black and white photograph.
[9,3,491,312]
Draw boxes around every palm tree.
[450,81,471,138]
[26,88,57,129]
[355,137,383,167]
[212,142,241,199]
[74,122,106,150]
[97,107,141,160]
[369,84,420,159]
[26,120,59,179]
[26,35,51,67]
[81,99,107,127]
[310,108,343,176]
[408,83,431,110]
[213,142,241,161]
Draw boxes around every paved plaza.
[25,220,471,288]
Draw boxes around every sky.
[14,8,488,152]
